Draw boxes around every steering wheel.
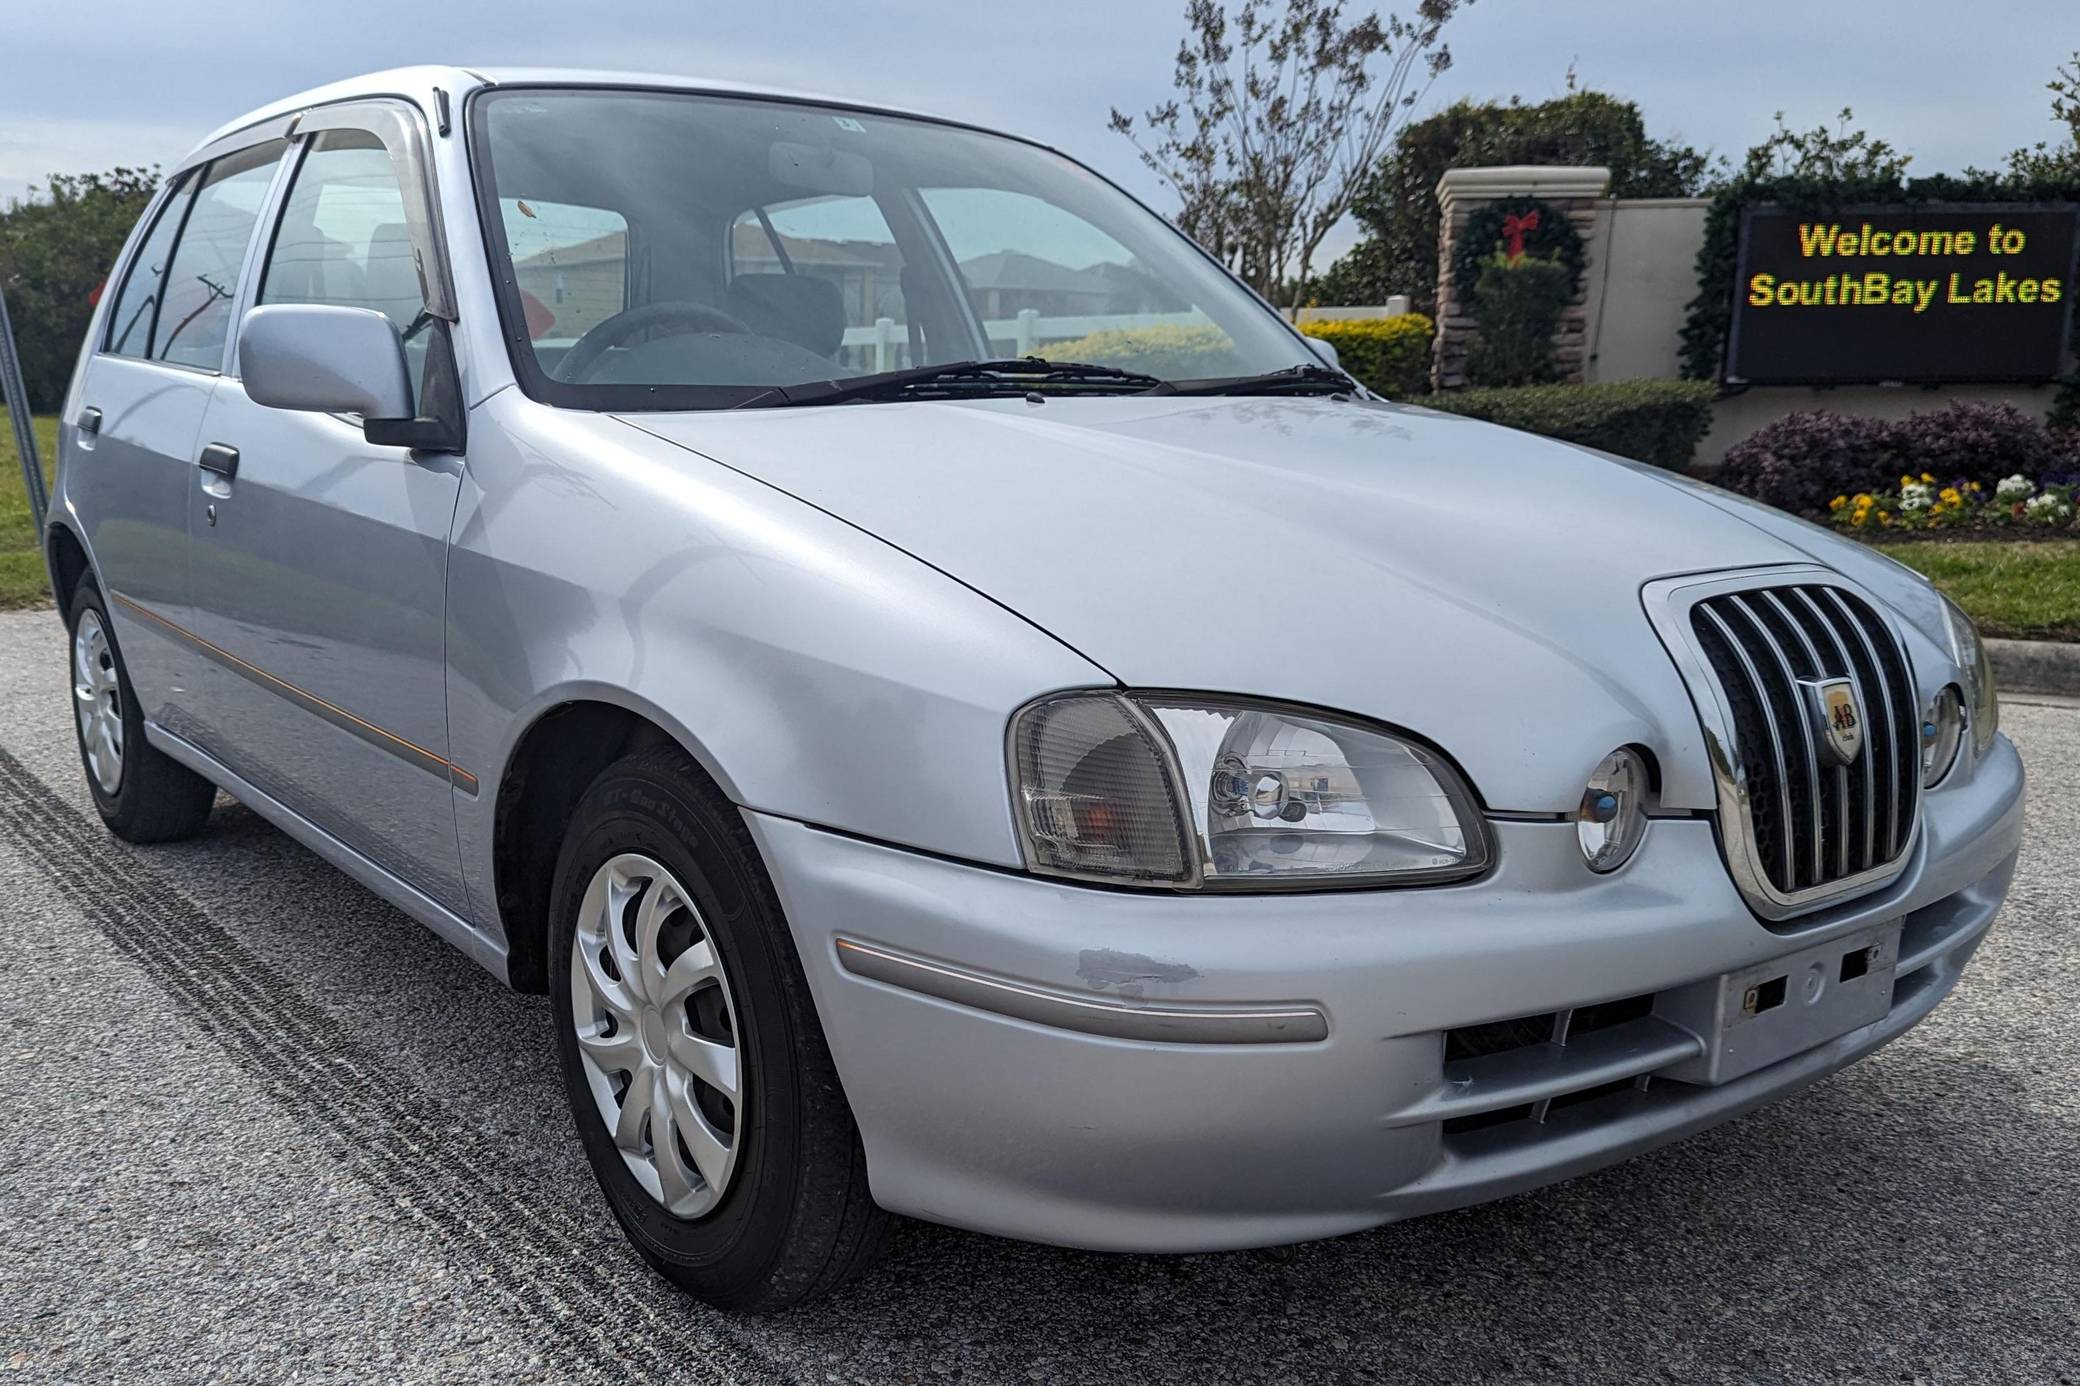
[554,300,757,382]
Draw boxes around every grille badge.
[1801,676,1865,767]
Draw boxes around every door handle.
[197,443,240,480]
[78,407,102,437]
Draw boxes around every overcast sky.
[2,0,2073,264]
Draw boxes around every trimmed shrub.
[1041,317,1436,397]
[1463,254,1573,388]
[1423,378,1719,473]
[1715,410,1900,515]
[1718,401,2074,515]
[1891,401,2063,487]
[1299,313,1434,398]
[1037,323,1245,379]
[2056,426,2080,478]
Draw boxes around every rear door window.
[154,142,285,371]
[103,174,195,359]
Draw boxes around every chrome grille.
[1680,580,1920,917]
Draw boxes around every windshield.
[470,87,1319,409]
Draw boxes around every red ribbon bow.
[1500,209,1541,261]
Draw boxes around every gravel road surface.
[0,605,2074,1385]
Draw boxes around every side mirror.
[1304,334,1341,370]
[240,304,414,420]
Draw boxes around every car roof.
[187,65,973,163]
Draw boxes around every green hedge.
[1298,313,1434,398]
[1423,378,1720,472]
[1036,324,1246,379]
[1042,315,1437,398]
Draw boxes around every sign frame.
[1724,200,2080,387]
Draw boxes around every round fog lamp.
[1578,748,1648,874]
[1922,686,1964,787]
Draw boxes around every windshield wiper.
[736,358,1165,408]
[1142,363,1361,397]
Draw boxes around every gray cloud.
[5,0,2070,268]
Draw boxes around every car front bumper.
[745,733,2025,1253]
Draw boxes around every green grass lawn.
[1872,540,2080,643]
[0,410,58,610]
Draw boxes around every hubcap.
[567,853,743,1219]
[72,610,124,795]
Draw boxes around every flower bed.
[1829,473,2077,535]
[1721,401,2080,528]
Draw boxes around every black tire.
[66,579,216,843]
[547,748,888,1311]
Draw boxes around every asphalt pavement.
[1,604,2074,1385]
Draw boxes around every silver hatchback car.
[48,67,2024,1311]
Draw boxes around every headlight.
[1938,595,1998,758]
[1922,687,1964,786]
[1577,748,1649,873]
[1009,692,1489,890]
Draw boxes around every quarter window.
[261,130,430,403]
[499,197,629,357]
[154,141,284,371]
[918,186,1230,370]
[103,173,194,359]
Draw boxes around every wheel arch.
[46,521,92,618]
[490,691,741,993]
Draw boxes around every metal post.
[0,280,51,565]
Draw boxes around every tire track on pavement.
[0,745,777,1386]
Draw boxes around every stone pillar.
[1432,165,1612,391]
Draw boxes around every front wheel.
[547,749,888,1311]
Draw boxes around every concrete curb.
[1988,637,2080,697]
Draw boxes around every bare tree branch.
[1115,0,1465,306]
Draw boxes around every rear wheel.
[547,748,888,1311]
[67,580,215,842]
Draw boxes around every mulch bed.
[1844,529,2080,546]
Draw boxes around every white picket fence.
[834,300,1415,372]
[837,309,1217,372]
[535,302,1417,373]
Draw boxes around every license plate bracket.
[1654,920,1903,1085]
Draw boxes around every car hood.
[618,395,1819,812]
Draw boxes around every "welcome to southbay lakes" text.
[1748,221,2065,313]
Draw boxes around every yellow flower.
[1969,481,1983,492]
[1921,472,1935,483]
[1879,510,1894,524]
[1900,476,1915,488]
[1830,495,1848,511]
[1940,487,1961,504]
[1851,510,1869,527]
[1854,493,1875,507]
